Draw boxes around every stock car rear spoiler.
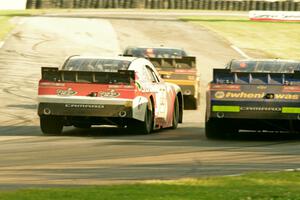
[148,56,196,69]
[213,69,300,85]
[41,67,135,84]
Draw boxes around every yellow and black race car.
[206,59,300,139]
[123,46,200,109]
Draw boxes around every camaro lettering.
[240,107,281,112]
[65,104,105,109]
[221,92,299,100]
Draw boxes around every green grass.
[181,16,300,59]
[0,172,300,200]
[0,9,78,40]
[0,10,41,41]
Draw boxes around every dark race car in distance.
[123,46,187,58]
[206,59,300,139]
[123,46,200,109]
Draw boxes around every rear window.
[124,48,187,58]
[63,58,131,72]
[229,60,300,73]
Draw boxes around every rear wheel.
[205,119,221,139]
[205,119,237,139]
[40,116,63,135]
[171,96,179,129]
[184,96,198,110]
[136,100,154,134]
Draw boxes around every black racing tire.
[205,119,221,139]
[127,100,154,135]
[40,116,63,135]
[205,119,237,140]
[136,100,154,134]
[190,97,198,110]
[184,96,198,110]
[171,96,179,129]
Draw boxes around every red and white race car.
[37,56,183,134]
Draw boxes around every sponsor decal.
[187,75,195,80]
[210,84,240,91]
[249,11,300,22]
[65,104,105,109]
[135,81,142,90]
[214,91,225,99]
[283,86,300,93]
[257,85,267,90]
[99,89,120,98]
[240,107,281,112]
[40,82,65,87]
[175,69,197,74]
[214,91,299,100]
[57,88,77,96]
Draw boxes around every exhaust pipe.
[216,112,224,118]
[119,111,127,117]
[43,108,51,115]
[184,90,192,95]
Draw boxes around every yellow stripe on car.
[282,107,300,114]
[212,105,240,112]
[164,79,196,86]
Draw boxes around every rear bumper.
[208,100,300,120]
[38,95,148,121]
[38,102,133,118]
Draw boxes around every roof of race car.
[228,59,300,73]
[125,46,185,51]
[61,56,143,72]
[231,59,300,63]
[67,55,138,62]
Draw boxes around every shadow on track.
[0,124,300,142]
[227,131,300,141]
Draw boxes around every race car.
[123,46,200,109]
[37,56,183,135]
[206,59,300,139]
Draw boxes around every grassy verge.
[0,10,40,41]
[0,172,299,200]
[0,16,14,41]
[181,16,300,59]
[0,9,73,41]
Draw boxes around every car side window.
[146,66,158,83]
[151,69,160,83]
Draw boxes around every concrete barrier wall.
[0,0,27,10]
[26,0,300,11]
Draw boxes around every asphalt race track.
[0,11,299,188]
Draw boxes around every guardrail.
[26,0,300,11]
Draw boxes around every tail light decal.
[283,86,300,93]
[210,84,241,91]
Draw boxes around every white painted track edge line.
[231,45,251,59]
